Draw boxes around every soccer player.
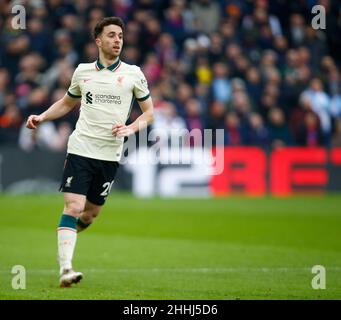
[26,17,154,287]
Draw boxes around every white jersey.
[66,59,150,161]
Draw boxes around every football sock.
[76,217,91,232]
[57,214,77,274]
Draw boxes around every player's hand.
[112,123,134,137]
[26,114,45,129]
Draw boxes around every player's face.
[97,24,123,58]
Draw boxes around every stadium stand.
[0,0,340,150]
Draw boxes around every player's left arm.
[112,97,154,137]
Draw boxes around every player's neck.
[98,53,120,68]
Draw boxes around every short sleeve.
[133,68,150,101]
[67,67,81,98]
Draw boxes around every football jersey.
[66,58,150,161]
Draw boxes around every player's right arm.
[26,94,79,129]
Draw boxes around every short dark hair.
[93,17,125,39]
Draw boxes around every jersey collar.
[95,58,121,72]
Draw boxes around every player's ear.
[95,37,102,48]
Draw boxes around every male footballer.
[26,17,154,287]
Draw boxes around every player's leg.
[58,192,86,270]
[57,153,94,287]
[57,192,86,287]
[76,160,119,233]
[76,200,102,232]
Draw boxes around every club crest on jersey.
[65,176,73,187]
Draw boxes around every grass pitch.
[0,193,340,300]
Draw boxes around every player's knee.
[64,201,84,216]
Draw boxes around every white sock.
[57,228,77,275]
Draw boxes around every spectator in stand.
[60,13,87,54]
[124,20,141,48]
[180,38,199,83]
[259,50,278,82]
[190,0,221,33]
[25,86,50,118]
[184,98,203,146]
[41,59,74,92]
[303,26,327,71]
[288,14,306,47]
[163,1,187,45]
[296,111,324,147]
[155,33,178,67]
[224,112,246,146]
[26,17,52,61]
[319,55,337,87]
[174,82,194,118]
[194,83,210,119]
[331,118,341,147]
[121,45,140,65]
[281,49,303,107]
[273,35,288,67]
[229,79,253,130]
[230,88,252,120]
[142,17,162,50]
[206,100,225,141]
[208,33,225,65]
[300,78,332,141]
[331,91,341,121]
[210,62,231,105]
[289,93,314,142]
[53,29,78,66]
[219,20,239,45]
[247,112,269,148]
[81,42,99,63]
[18,120,72,152]
[245,67,262,107]
[1,26,30,77]
[195,56,213,86]
[0,68,11,112]
[267,107,293,149]
[15,53,45,111]
[151,101,187,147]
[224,43,242,76]
[184,98,203,129]
[142,52,162,86]
[243,0,283,38]
[0,102,22,144]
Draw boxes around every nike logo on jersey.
[117,76,124,86]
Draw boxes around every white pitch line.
[0,267,341,274]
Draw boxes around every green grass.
[0,193,340,299]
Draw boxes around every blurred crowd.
[1,0,341,152]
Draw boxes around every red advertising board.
[210,147,341,196]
